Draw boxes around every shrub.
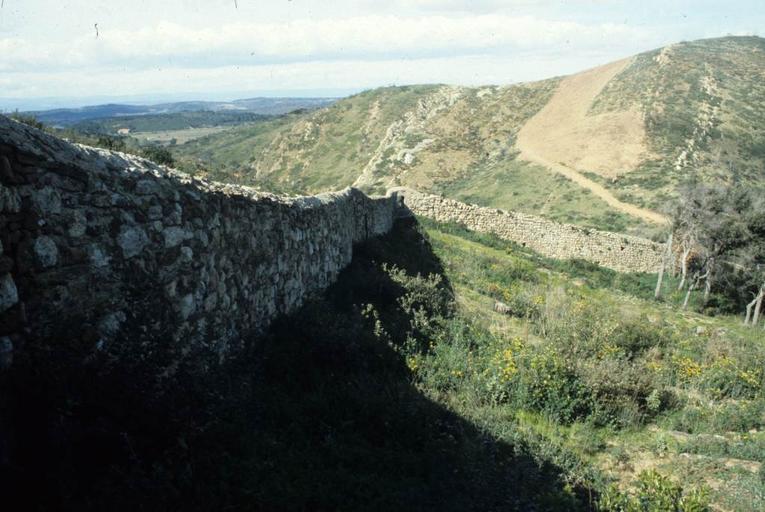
[598,470,711,511]
[96,135,127,152]
[580,356,658,427]
[664,399,765,434]
[514,346,592,424]
[141,145,175,166]
[384,263,454,351]
[9,112,45,130]
[698,356,762,399]
[612,319,674,357]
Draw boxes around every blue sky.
[0,0,762,109]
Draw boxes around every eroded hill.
[173,36,765,236]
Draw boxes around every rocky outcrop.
[392,187,663,273]
[0,116,396,373]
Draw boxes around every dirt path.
[517,58,667,225]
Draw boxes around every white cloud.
[0,14,650,72]
[3,0,759,105]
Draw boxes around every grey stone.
[0,114,401,371]
[165,280,178,298]
[166,203,183,225]
[117,225,149,258]
[0,336,12,370]
[34,236,58,267]
[180,246,193,262]
[178,293,195,320]
[0,183,21,212]
[148,204,163,220]
[88,244,110,268]
[68,210,87,237]
[135,179,161,195]
[0,274,18,312]
[32,186,62,215]
[98,311,126,338]
[391,187,663,273]
[163,226,191,248]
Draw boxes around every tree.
[669,183,761,317]
[739,197,765,327]
[654,232,672,300]
[667,185,707,295]
[695,186,751,306]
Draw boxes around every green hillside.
[70,111,271,134]
[590,36,765,209]
[172,36,765,237]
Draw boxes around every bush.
[515,346,592,424]
[613,319,674,357]
[96,135,127,152]
[9,113,45,130]
[598,470,711,511]
[141,145,175,166]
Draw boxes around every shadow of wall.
[0,218,592,511]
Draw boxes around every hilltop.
[173,36,765,236]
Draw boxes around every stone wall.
[0,116,396,372]
[391,187,663,273]
[0,115,666,375]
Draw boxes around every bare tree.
[671,184,757,314]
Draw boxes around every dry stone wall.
[0,115,665,375]
[0,116,396,372]
[391,187,663,273]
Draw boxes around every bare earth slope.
[516,58,666,225]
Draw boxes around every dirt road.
[516,58,667,225]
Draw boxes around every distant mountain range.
[17,97,337,127]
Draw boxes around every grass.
[414,218,764,510]
[591,36,765,208]
[435,158,646,235]
[132,126,242,144]
[4,217,763,510]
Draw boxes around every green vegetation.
[8,217,762,510]
[176,85,442,193]
[8,111,46,130]
[6,113,177,167]
[435,158,639,233]
[70,111,271,135]
[591,36,765,209]
[652,183,765,323]
[245,217,763,510]
[410,219,763,511]
[167,37,765,238]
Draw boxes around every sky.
[0,0,762,110]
